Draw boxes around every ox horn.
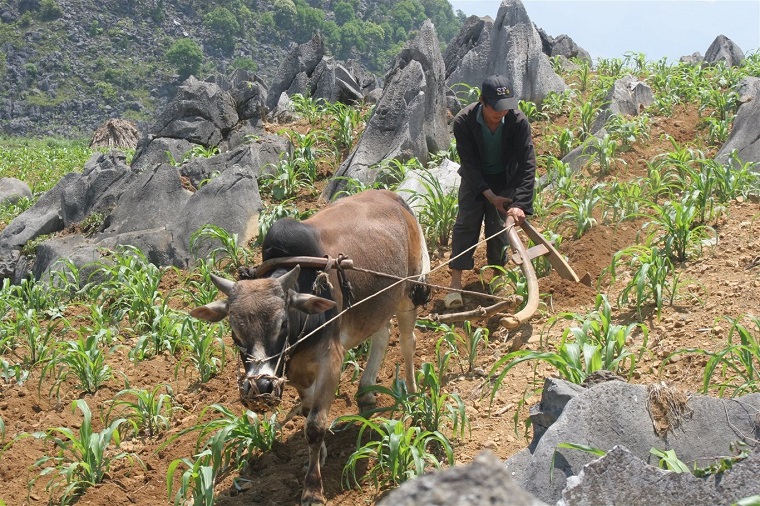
[210,273,235,295]
[277,265,301,290]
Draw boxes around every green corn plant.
[106,384,176,438]
[550,127,576,159]
[340,416,454,491]
[706,153,760,203]
[177,258,220,308]
[605,112,651,150]
[289,93,327,124]
[130,306,188,361]
[549,183,605,239]
[665,316,760,397]
[167,450,216,506]
[698,87,738,121]
[190,224,253,273]
[280,129,329,182]
[176,317,227,383]
[541,155,576,197]
[87,245,167,332]
[32,399,141,505]
[490,295,647,398]
[582,134,624,175]
[450,82,480,107]
[571,100,600,141]
[358,364,467,437]
[541,90,573,117]
[45,332,112,396]
[642,159,682,204]
[601,179,645,224]
[260,153,315,200]
[14,309,63,368]
[642,191,717,262]
[701,116,732,146]
[623,51,648,73]
[0,196,33,229]
[571,60,592,91]
[327,101,364,153]
[604,245,679,319]
[184,403,280,473]
[402,169,458,250]
[596,57,626,77]
[518,99,549,122]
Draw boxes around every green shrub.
[166,38,203,79]
[38,0,63,21]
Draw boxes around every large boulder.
[704,34,745,67]
[487,0,568,103]
[444,15,494,93]
[560,445,760,506]
[322,20,450,200]
[505,379,760,504]
[0,177,32,206]
[148,76,239,148]
[592,75,654,132]
[377,451,548,506]
[715,77,760,167]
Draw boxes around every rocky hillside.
[0,0,461,138]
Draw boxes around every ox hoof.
[301,491,326,506]
[444,292,463,309]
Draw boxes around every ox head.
[190,265,336,411]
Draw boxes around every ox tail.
[410,219,432,307]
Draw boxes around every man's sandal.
[444,292,464,309]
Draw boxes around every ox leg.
[301,346,342,506]
[396,298,418,393]
[357,321,391,410]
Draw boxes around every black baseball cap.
[481,75,518,111]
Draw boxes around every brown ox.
[190,189,430,505]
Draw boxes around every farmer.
[445,74,537,309]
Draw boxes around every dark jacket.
[452,102,537,214]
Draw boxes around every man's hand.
[506,206,526,225]
[483,190,512,216]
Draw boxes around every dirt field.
[1,101,759,506]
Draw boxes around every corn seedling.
[601,179,645,224]
[340,416,454,491]
[549,182,605,239]
[490,295,647,397]
[167,450,216,506]
[518,100,549,122]
[45,332,112,395]
[288,93,327,124]
[106,384,177,438]
[541,90,573,118]
[582,134,625,175]
[190,224,253,274]
[176,317,227,383]
[32,399,141,505]
[642,191,717,262]
[402,169,458,250]
[604,245,679,319]
[260,153,316,200]
[164,403,280,481]
[547,127,576,159]
[665,316,760,396]
[327,101,363,153]
[450,81,480,107]
[571,100,600,141]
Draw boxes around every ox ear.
[277,265,301,291]
[190,300,229,322]
[210,273,235,296]
[289,290,336,314]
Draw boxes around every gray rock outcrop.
[716,77,760,167]
[265,33,378,120]
[444,0,567,105]
[592,75,654,132]
[505,379,760,504]
[0,177,32,206]
[704,34,745,67]
[377,451,548,506]
[560,445,760,506]
[322,20,450,200]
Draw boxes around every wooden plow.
[430,216,580,329]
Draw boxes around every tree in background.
[203,7,240,54]
[166,38,204,79]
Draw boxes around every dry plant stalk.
[646,381,693,436]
